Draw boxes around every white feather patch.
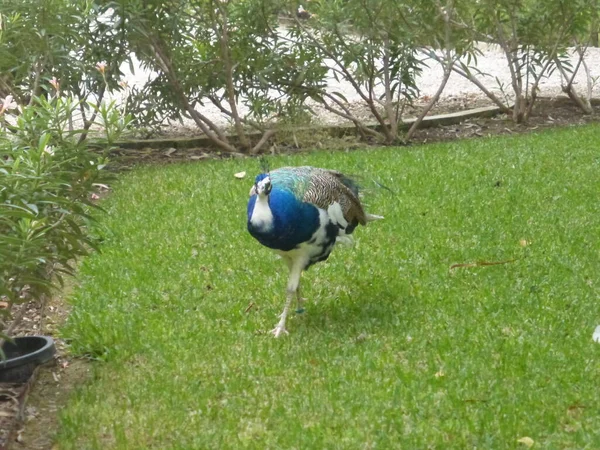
[327,202,348,228]
[312,209,330,245]
[250,195,273,231]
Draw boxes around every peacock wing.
[301,168,368,225]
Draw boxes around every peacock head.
[250,173,272,197]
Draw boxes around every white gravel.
[416,44,600,103]
[119,42,600,133]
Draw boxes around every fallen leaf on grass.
[463,398,489,403]
[234,171,246,179]
[449,259,518,271]
[564,422,581,433]
[517,436,534,447]
[0,301,8,309]
[567,404,586,414]
[592,325,600,343]
[355,332,368,343]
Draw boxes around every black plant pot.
[0,336,56,383]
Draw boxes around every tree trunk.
[217,8,251,151]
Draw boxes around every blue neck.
[247,189,320,251]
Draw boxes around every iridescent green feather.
[269,166,367,224]
[269,167,316,199]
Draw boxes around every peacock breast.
[248,189,320,251]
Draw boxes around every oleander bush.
[0,92,131,341]
[2,0,598,151]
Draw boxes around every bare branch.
[250,129,276,155]
[406,62,453,141]
[494,13,522,121]
[439,58,511,114]
[29,57,46,106]
[382,36,397,139]
[554,48,593,114]
[214,1,250,149]
[524,27,569,120]
[294,18,391,140]
[297,20,373,108]
[146,34,237,151]
[207,95,265,132]
[578,47,594,108]
[407,0,455,141]
[566,41,589,90]
[78,84,106,144]
[320,92,383,139]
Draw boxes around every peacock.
[247,166,383,337]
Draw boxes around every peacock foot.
[271,325,289,338]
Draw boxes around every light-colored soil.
[120,42,600,136]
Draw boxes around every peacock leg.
[295,283,306,313]
[272,261,303,337]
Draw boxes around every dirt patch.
[408,96,598,145]
[12,359,91,449]
[1,286,93,450]
[110,96,600,167]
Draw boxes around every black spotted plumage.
[308,220,339,267]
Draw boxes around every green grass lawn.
[58,125,600,449]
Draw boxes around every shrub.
[109,0,323,153]
[287,0,426,144]
[0,0,132,134]
[0,90,131,341]
[437,0,599,122]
